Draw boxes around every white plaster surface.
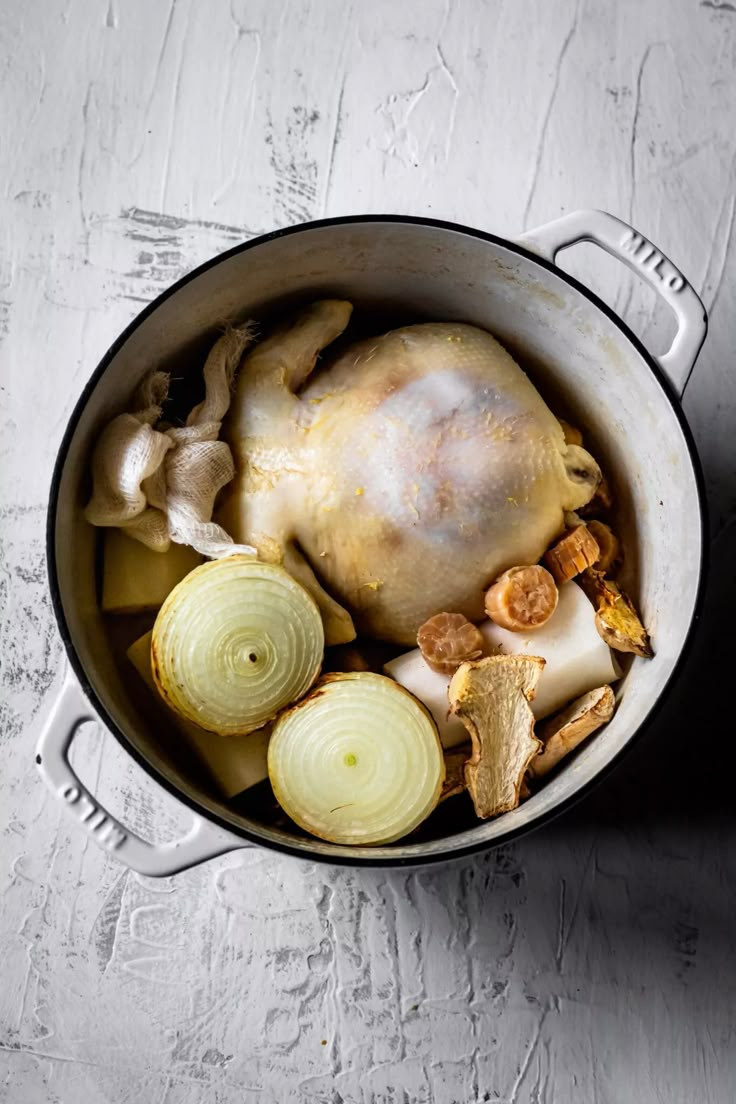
[2,1,736,1100]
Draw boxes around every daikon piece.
[384,581,621,747]
[479,581,622,719]
[127,631,269,798]
[384,647,467,748]
[101,528,201,613]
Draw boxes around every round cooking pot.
[37,210,708,876]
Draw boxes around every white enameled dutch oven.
[37,210,708,875]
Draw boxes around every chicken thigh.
[219,301,601,645]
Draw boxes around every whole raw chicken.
[219,301,601,645]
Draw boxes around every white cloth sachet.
[85,324,257,559]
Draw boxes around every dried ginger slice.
[544,523,600,584]
[579,569,653,657]
[448,655,544,819]
[529,685,615,779]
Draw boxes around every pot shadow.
[362,529,736,1063]
[403,518,736,845]
[543,517,735,828]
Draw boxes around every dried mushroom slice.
[579,569,653,657]
[448,655,544,819]
[529,685,615,779]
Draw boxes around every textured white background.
[2,1,736,1101]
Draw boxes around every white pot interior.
[52,219,703,861]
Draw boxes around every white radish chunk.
[384,648,467,749]
[102,528,201,613]
[384,581,621,749]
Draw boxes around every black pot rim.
[46,212,710,869]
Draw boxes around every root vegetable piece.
[383,647,470,749]
[417,612,485,674]
[579,570,653,657]
[440,744,472,801]
[484,565,558,631]
[384,581,621,745]
[448,655,544,818]
[152,557,324,735]
[322,644,373,672]
[482,582,622,716]
[322,638,398,674]
[101,529,201,613]
[558,419,583,447]
[127,631,269,797]
[268,672,444,845]
[544,524,600,584]
[579,475,612,518]
[586,521,621,574]
[529,684,616,779]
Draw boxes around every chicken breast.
[220,301,600,645]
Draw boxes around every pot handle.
[517,209,707,396]
[35,671,245,877]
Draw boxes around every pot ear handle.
[517,209,707,397]
[35,671,246,876]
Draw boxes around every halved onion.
[268,672,444,845]
[151,556,324,735]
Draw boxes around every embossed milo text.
[60,784,127,849]
[620,230,685,292]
